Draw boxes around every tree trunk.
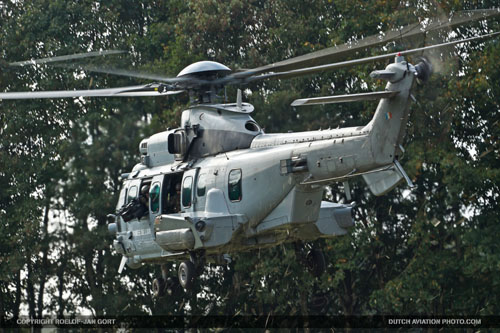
[13,271,21,319]
[26,261,36,318]
[57,260,66,318]
[37,198,51,318]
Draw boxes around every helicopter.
[1,9,499,297]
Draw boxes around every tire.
[306,249,326,277]
[178,261,196,290]
[152,277,166,298]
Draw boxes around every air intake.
[139,139,148,155]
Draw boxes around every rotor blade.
[114,90,185,97]
[8,50,127,67]
[0,85,184,100]
[291,91,400,106]
[54,63,198,84]
[55,63,214,88]
[236,9,500,77]
[244,32,500,82]
[118,256,127,274]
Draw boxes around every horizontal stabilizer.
[291,90,399,106]
[363,168,403,196]
[363,161,414,196]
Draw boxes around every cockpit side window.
[182,176,193,208]
[127,185,138,203]
[116,185,127,210]
[228,169,242,202]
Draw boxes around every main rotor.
[0,9,498,102]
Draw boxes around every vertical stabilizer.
[364,57,416,165]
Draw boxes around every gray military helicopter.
[1,9,499,296]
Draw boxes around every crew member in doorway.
[138,184,150,213]
[167,183,181,213]
[117,184,150,222]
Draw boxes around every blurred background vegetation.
[0,0,499,324]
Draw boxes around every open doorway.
[162,172,183,214]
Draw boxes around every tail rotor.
[414,57,434,84]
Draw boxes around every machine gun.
[116,197,148,222]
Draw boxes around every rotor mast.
[177,61,232,104]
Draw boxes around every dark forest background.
[1,0,499,324]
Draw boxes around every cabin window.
[182,176,193,207]
[127,185,138,203]
[150,182,161,213]
[197,173,206,197]
[228,169,242,202]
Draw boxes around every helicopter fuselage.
[111,58,416,269]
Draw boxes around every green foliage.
[0,0,499,323]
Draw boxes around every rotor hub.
[177,61,231,78]
[414,57,433,83]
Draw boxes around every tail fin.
[364,56,416,165]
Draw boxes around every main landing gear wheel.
[178,261,196,290]
[152,277,166,298]
[306,249,326,277]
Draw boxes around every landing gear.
[152,264,182,298]
[178,261,196,289]
[165,277,180,296]
[177,251,205,290]
[294,242,326,277]
[306,248,326,277]
[152,251,207,296]
[152,277,166,298]
[152,276,182,298]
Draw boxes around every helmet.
[141,184,150,194]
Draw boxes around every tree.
[1,0,499,327]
